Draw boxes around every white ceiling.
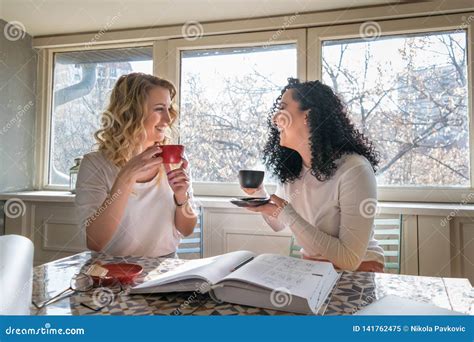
[0,0,402,37]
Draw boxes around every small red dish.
[92,263,143,286]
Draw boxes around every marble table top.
[31,252,473,316]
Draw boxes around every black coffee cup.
[238,170,265,189]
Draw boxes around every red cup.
[161,145,184,164]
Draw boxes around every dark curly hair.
[263,78,379,183]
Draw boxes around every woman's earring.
[304,116,308,125]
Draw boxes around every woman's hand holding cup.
[161,145,189,204]
[118,144,163,184]
[166,158,190,204]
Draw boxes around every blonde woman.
[75,73,197,258]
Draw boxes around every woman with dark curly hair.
[243,78,385,272]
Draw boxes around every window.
[40,14,473,201]
[179,44,297,183]
[49,47,153,186]
[321,30,469,187]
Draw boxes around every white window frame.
[36,42,154,190]
[307,13,474,203]
[34,11,474,203]
[159,29,306,197]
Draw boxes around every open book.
[130,251,340,314]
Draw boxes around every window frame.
[307,13,474,202]
[35,13,474,203]
[160,29,306,196]
[36,42,154,190]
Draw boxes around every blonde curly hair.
[94,73,178,167]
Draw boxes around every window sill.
[1,190,474,216]
[0,191,75,203]
[0,191,242,208]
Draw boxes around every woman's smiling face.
[143,86,173,148]
[273,89,310,150]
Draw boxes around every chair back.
[0,235,34,315]
[177,207,203,259]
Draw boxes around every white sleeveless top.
[75,151,187,257]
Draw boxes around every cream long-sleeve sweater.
[256,154,385,271]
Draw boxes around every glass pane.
[322,31,469,187]
[180,44,297,183]
[50,47,153,186]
